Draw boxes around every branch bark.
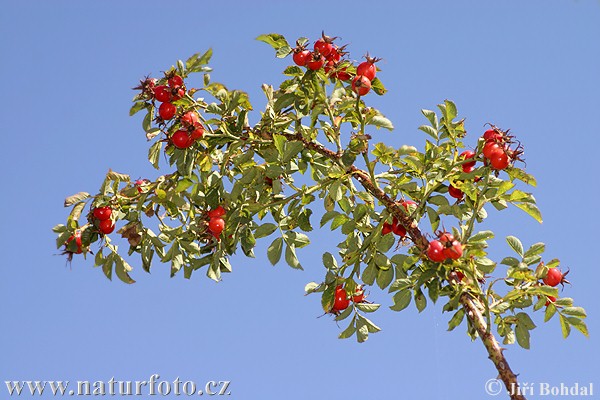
[270,131,525,400]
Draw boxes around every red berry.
[326,46,342,62]
[293,49,311,67]
[66,232,83,254]
[460,150,477,172]
[483,142,504,160]
[171,130,193,149]
[382,222,393,235]
[314,38,333,57]
[153,85,171,102]
[98,219,115,235]
[181,111,200,127]
[168,75,184,88]
[158,102,177,120]
[307,53,325,70]
[356,61,377,81]
[190,126,204,140]
[448,184,464,199]
[427,240,447,262]
[93,206,112,221]
[208,217,225,236]
[351,75,371,96]
[208,206,226,218]
[483,129,503,142]
[334,68,351,81]
[438,232,455,245]
[545,296,557,307]
[455,271,465,281]
[490,152,509,170]
[352,287,365,303]
[543,268,563,287]
[463,164,476,174]
[391,217,407,237]
[443,240,463,260]
[171,87,185,101]
[401,200,417,213]
[332,286,350,311]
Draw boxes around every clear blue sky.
[1,1,599,399]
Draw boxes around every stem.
[264,130,525,400]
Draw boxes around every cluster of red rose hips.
[481,126,522,170]
[206,206,226,239]
[93,206,115,235]
[331,285,366,313]
[291,32,379,97]
[381,200,416,238]
[427,231,464,263]
[137,73,205,150]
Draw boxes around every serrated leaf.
[515,324,530,349]
[256,33,290,56]
[304,282,320,294]
[516,312,536,330]
[561,307,587,318]
[356,303,380,313]
[175,178,193,193]
[544,304,557,322]
[524,242,545,258]
[469,230,494,243]
[506,236,524,257]
[64,192,90,207]
[272,134,286,156]
[148,141,162,169]
[267,237,283,266]
[338,320,356,339]
[566,317,589,337]
[367,115,394,130]
[559,314,571,338]
[114,255,135,284]
[284,244,302,269]
[322,252,337,270]
[447,309,465,331]
[370,77,387,96]
[514,202,543,223]
[390,290,411,311]
[255,223,278,238]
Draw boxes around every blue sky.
[1,1,599,399]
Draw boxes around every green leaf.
[421,109,438,129]
[255,223,278,238]
[356,324,369,343]
[114,255,136,284]
[515,324,530,349]
[356,303,380,313]
[64,192,90,207]
[256,33,291,58]
[524,242,545,258]
[175,178,193,193]
[367,114,394,130]
[304,282,320,294]
[469,230,494,243]
[148,141,163,169]
[284,244,303,269]
[516,312,536,330]
[559,314,571,338]
[506,236,524,257]
[415,290,427,312]
[566,317,589,337]
[370,77,387,96]
[389,290,411,312]
[267,237,283,265]
[272,134,286,156]
[322,252,337,270]
[129,101,147,116]
[544,303,557,322]
[338,320,356,339]
[447,309,465,331]
[561,307,587,318]
[514,202,543,223]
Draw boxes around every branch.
[269,130,525,400]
